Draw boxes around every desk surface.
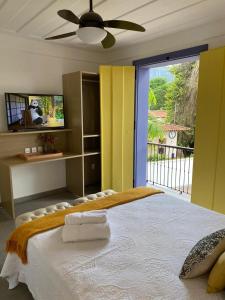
[0,153,82,167]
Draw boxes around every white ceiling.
[0,0,225,51]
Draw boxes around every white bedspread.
[1,194,225,300]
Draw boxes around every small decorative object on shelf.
[39,133,58,153]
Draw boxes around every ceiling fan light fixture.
[46,1,146,48]
[77,27,106,44]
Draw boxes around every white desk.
[0,153,82,218]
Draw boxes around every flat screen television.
[5,93,65,131]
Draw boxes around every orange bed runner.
[6,187,162,264]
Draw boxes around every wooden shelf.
[17,152,64,161]
[81,71,98,76]
[82,79,99,83]
[83,151,100,156]
[83,134,100,138]
[0,129,72,136]
[1,153,82,167]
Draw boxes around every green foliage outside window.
[148,61,199,147]
[149,77,169,110]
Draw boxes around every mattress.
[1,194,225,300]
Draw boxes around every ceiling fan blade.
[58,9,80,24]
[101,31,116,49]
[103,20,145,32]
[45,31,76,40]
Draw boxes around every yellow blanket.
[6,187,162,264]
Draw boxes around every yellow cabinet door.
[100,65,135,192]
[192,47,225,213]
[213,51,225,214]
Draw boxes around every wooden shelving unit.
[0,70,101,218]
[63,71,101,197]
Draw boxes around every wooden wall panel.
[0,132,67,159]
[0,163,14,217]
[63,71,83,154]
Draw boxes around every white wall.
[11,161,66,199]
[105,17,225,65]
[0,32,106,199]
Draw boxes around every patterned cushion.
[180,228,225,279]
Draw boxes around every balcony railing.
[147,142,194,195]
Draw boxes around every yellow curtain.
[100,66,135,192]
[192,47,225,214]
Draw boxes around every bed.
[1,193,225,300]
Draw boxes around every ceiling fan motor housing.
[79,12,104,28]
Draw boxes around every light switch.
[25,147,31,154]
[31,147,37,153]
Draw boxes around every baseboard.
[14,187,69,204]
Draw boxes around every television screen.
[5,93,65,131]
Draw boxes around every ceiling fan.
[45,0,145,48]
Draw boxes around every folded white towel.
[65,210,107,225]
[62,222,111,242]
